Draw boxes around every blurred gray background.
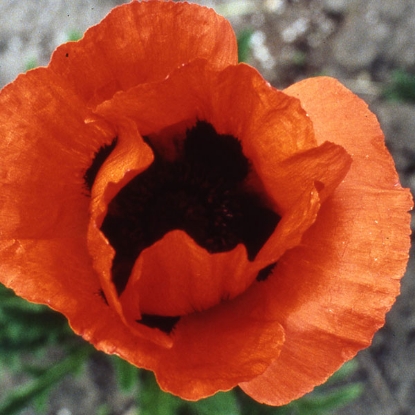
[1,1,414,414]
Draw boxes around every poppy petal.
[240,77,412,405]
[48,1,238,107]
[0,238,160,363]
[264,141,352,212]
[95,61,316,156]
[0,66,155,350]
[0,68,112,240]
[86,118,153,329]
[120,230,264,317]
[153,280,285,399]
[0,57,170,357]
[256,140,352,264]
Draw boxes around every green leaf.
[97,403,111,415]
[0,345,92,415]
[110,355,140,392]
[292,383,364,415]
[0,295,44,311]
[66,30,83,41]
[383,69,415,103]
[0,286,73,360]
[0,309,71,357]
[237,29,253,63]
[139,372,182,415]
[32,390,50,415]
[24,58,38,71]
[323,360,359,385]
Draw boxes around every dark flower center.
[139,314,181,334]
[256,262,277,282]
[86,121,280,332]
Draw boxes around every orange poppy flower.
[0,0,412,405]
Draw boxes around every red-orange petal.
[0,68,111,241]
[86,118,153,328]
[256,141,352,264]
[153,280,285,399]
[0,66,152,356]
[240,77,412,405]
[48,1,238,107]
[96,61,316,157]
[120,230,263,317]
[0,237,165,367]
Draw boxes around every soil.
[1,0,414,414]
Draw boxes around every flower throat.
[86,121,280,296]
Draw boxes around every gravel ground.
[1,0,414,414]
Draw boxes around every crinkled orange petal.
[0,68,146,355]
[120,230,264,317]
[265,141,352,212]
[96,61,316,157]
[86,118,153,333]
[152,281,285,399]
[257,141,352,264]
[89,118,154,227]
[0,42,166,362]
[48,1,237,107]
[240,77,412,405]
[0,237,164,368]
[0,237,160,371]
[0,68,113,240]
[84,119,177,349]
